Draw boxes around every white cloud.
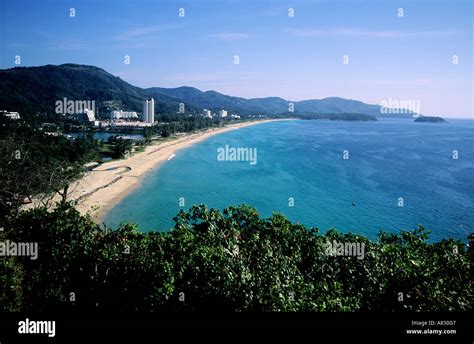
[114,25,172,41]
[285,28,463,38]
[210,32,249,40]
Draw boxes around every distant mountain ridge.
[0,64,416,118]
[0,64,192,116]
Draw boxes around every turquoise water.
[105,119,474,241]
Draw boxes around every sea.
[104,118,474,242]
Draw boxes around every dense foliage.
[1,204,471,312]
[155,114,226,137]
[0,126,101,219]
[108,137,133,159]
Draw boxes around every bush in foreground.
[1,204,472,312]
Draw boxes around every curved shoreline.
[71,119,291,222]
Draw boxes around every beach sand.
[67,119,284,222]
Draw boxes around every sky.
[0,0,472,117]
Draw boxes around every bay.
[105,118,474,242]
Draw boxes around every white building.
[143,100,149,122]
[143,98,155,123]
[109,110,138,120]
[219,110,228,118]
[148,98,154,123]
[202,109,212,118]
[231,114,241,119]
[110,121,153,130]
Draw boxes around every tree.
[0,126,99,221]
[47,162,83,205]
[111,138,133,159]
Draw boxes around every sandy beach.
[67,119,284,221]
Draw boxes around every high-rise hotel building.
[143,98,155,123]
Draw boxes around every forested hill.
[0,64,191,116]
[1,64,416,118]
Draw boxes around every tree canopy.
[1,203,471,312]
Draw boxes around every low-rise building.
[110,120,154,130]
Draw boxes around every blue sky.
[0,0,472,117]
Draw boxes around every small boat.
[167,154,176,161]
